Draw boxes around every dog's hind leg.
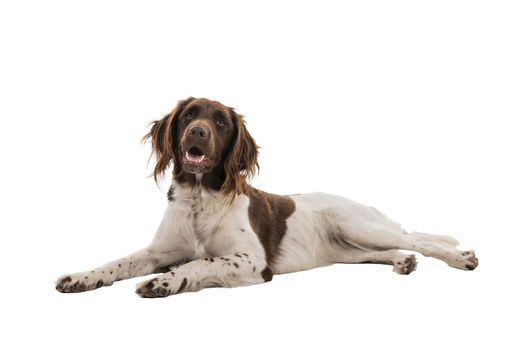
[401,231,478,270]
[333,248,418,275]
[335,221,478,271]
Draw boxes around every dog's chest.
[169,183,228,249]
[191,189,227,243]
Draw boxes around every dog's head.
[143,97,259,196]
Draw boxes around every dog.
[56,97,478,297]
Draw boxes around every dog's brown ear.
[222,109,259,196]
[143,97,194,183]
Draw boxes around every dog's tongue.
[185,152,205,163]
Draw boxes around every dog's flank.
[246,187,296,266]
[56,97,478,297]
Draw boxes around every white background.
[1,1,523,349]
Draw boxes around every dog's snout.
[188,126,209,139]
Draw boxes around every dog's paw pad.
[449,250,478,271]
[136,279,171,298]
[462,250,479,270]
[393,254,418,275]
[56,274,105,293]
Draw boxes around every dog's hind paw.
[449,250,478,271]
[393,254,418,275]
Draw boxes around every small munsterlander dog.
[56,97,478,298]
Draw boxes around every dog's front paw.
[135,278,172,298]
[55,273,108,293]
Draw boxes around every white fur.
[57,179,267,296]
[274,192,476,274]
[57,182,477,297]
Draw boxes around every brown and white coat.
[56,97,478,298]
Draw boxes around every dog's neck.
[173,161,226,192]
[167,175,234,218]
[171,161,251,204]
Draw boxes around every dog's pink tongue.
[185,152,205,163]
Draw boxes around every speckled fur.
[56,98,478,297]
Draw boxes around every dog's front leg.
[56,197,199,293]
[55,248,185,293]
[136,252,270,298]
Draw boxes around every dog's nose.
[188,126,208,139]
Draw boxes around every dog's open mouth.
[182,145,214,173]
[185,146,207,164]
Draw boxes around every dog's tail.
[407,231,460,248]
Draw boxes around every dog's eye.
[217,119,226,127]
[185,113,193,120]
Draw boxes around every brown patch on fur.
[142,98,195,183]
[146,280,156,289]
[153,266,171,273]
[136,281,170,298]
[261,267,273,282]
[221,109,259,199]
[176,278,188,294]
[167,184,175,201]
[247,187,296,266]
[233,262,239,268]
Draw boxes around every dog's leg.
[56,195,201,293]
[336,222,478,271]
[375,230,478,270]
[400,232,478,270]
[335,249,418,275]
[136,252,268,298]
[56,248,186,293]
